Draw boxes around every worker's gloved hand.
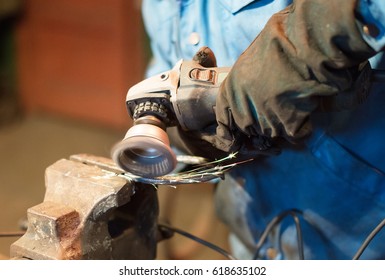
[188,0,380,158]
[168,47,235,159]
[169,46,282,160]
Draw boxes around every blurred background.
[0,0,229,260]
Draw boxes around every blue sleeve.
[357,0,385,51]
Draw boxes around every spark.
[116,153,254,186]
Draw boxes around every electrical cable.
[0,231,25,237]
[253,209,304,260]
[161,185,216,260]
[158,223,236,260]
[353,217,385,260]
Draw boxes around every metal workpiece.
[10,154,161,260]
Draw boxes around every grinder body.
[112,59,230,177]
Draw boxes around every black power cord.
[160,209,305,261]
[253,209,304,260]
[0,231,24,237]
[158,223,236,260]
[353,217,385,260]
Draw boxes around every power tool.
[111,59,230,178]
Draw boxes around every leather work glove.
[184,0,381,159]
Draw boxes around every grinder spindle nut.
[133,101,169,124]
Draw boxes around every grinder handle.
[172,60,231,131]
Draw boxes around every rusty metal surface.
[10,154,160,260]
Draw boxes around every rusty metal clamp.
[11,154,168,260]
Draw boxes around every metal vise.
[10,154,163,260]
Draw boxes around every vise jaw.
[10,154,160,260]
